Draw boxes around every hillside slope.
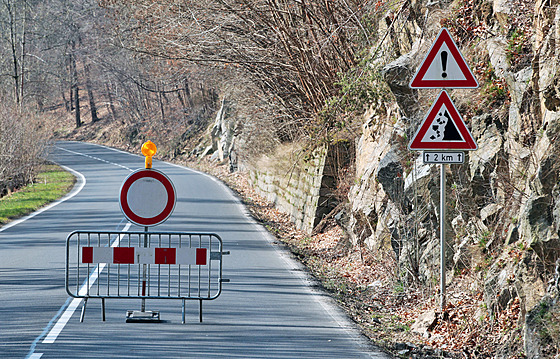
[343,0,560,357]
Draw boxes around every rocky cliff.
[345,0,560,356]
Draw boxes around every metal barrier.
[66,231,229,323]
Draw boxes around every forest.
[0,0,375,196]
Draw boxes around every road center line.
[27,223,132,358]
[23,146,136,358]
[56,146,134,172]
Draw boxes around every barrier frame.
[66,230,229,323]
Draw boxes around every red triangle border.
[408,91,478,151]
[409,28,479,89]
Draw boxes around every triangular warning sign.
[408,91,478,151]
[410,28,478,89]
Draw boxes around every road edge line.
[0,165,86,233]
[164,161,387,358]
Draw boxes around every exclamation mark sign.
[441,51,448,78]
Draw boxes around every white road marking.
[167,152,377,355]
[0,165,86,233]
[21,161,87,359]
[24,143,136,358]
[42,223,132,344]
[55,146,134,172]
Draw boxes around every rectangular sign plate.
[423,151,464,164]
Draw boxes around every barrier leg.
[80,298,88,322]
[199,299,203,323]
[102,298,106,321]
[182,299,186,324]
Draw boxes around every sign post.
[409,28,478,310]
[119,141,177,322]
[439,162,446,309]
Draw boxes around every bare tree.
[101,0,375,140]
[0,102,48,197]
[1,0,27,105]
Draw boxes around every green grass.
[0,164,75,225]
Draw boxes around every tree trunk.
[74,83,81,127]
[158,83,165,122]
[69,87,74,111]
[184,78,193,108]
[69,39,81,127]
[106,83,117,121]
[68,53,75,111]
[6,0,20,105]
[62,88,70,112]
[84,63,99,122]
[19,0,27,104]
[176,88,186,110]
[72,54,81,127]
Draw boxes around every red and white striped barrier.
[82,247,208,265]
[67,231,227,323]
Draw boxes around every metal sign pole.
[142,226,148,313]
[409,28,479,313]
[126,225,160,322]
[440,164,446,310]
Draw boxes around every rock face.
[210,99,236,165]
[525,294,560,358]
[344,1,560,356]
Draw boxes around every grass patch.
[0,164,75,225]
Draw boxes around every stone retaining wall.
[245,142,352,234]
[247,146,327,233]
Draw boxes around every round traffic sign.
[119,169,176,227]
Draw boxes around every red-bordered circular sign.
[119,169,176,227]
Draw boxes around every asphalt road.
[0,141,391,359]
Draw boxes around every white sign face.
[420,103,465,143]
[127,177,168,218]
[409,28,479,89]
[423,151,464,164]
[119,169,176,227]
[420,43,468,82]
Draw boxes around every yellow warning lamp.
[141,141,157,169]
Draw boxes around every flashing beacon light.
[141,141,157,169]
